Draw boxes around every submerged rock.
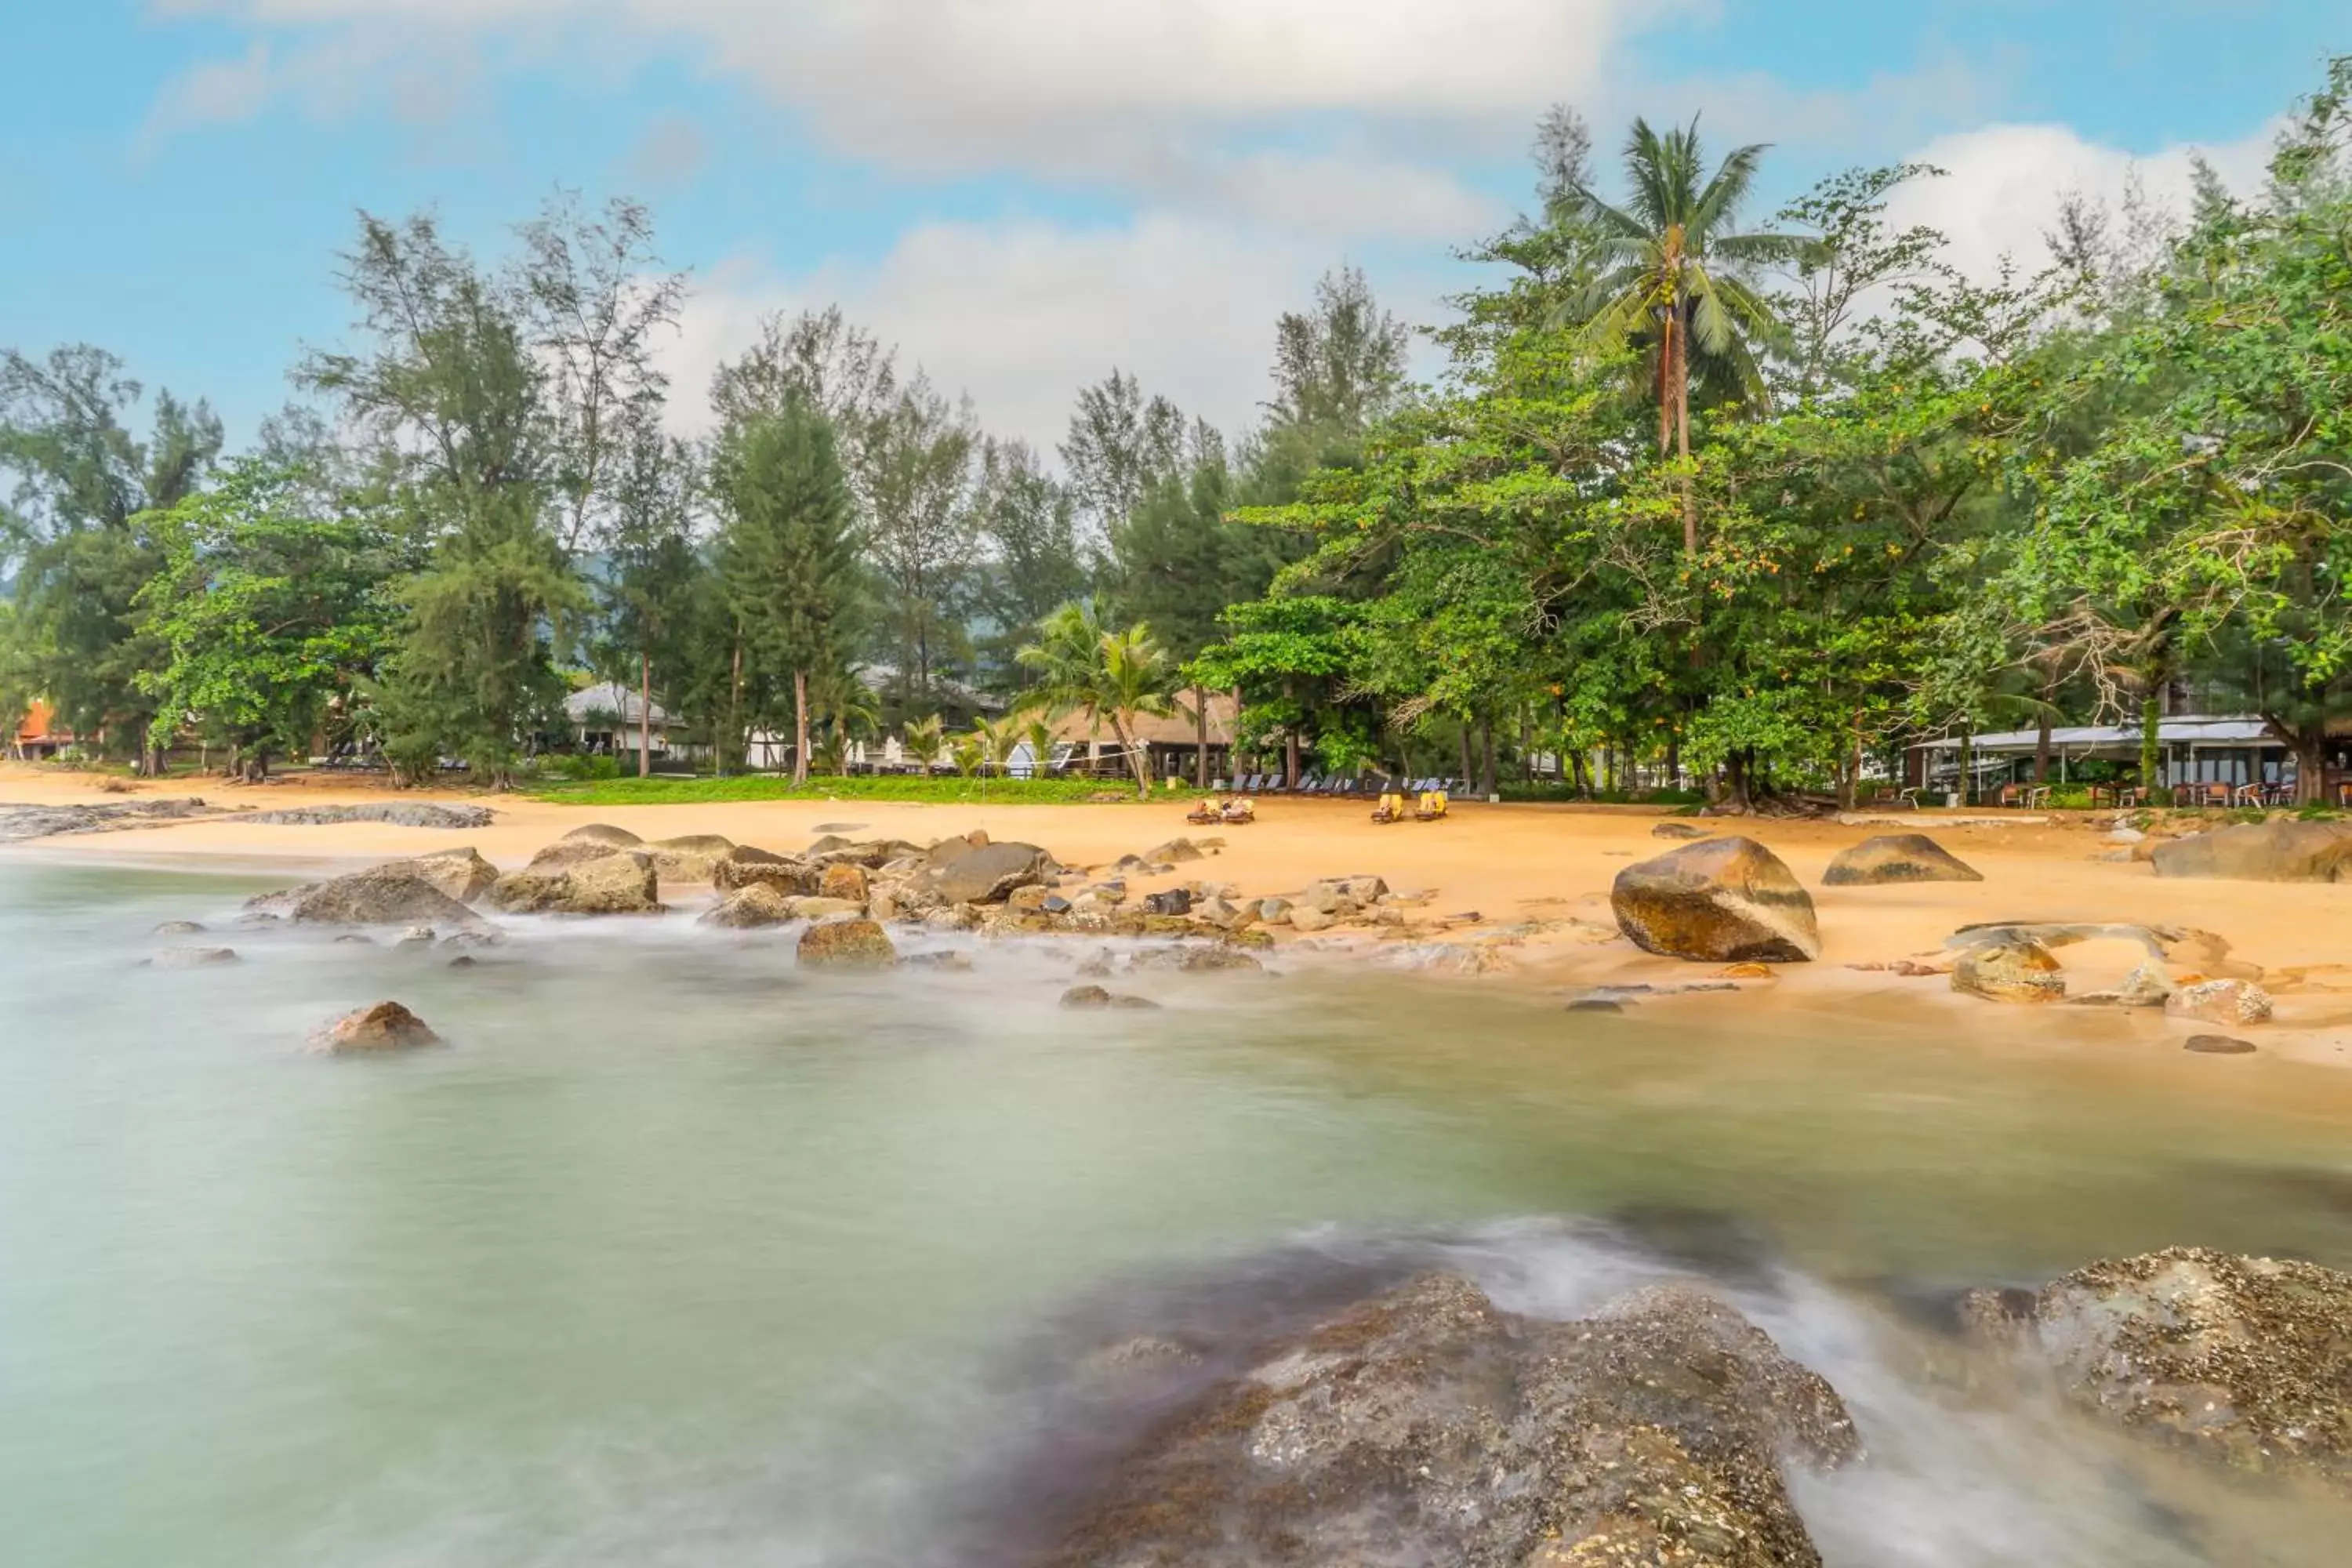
[262,864,493,931]
[797,917,898,970]
[1952,937,2067,1004]
[1611,837,1820,964]
[699,884,797,930]
[2185,1034,2258,1055]
[151,946,239,969]
[310,1000,441,1055]
[2151,818,2352,882]
[2033,1247,2352,1492]
[1822,833,1984,886]
[1047,1272,1857,1568]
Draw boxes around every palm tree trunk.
[637,647,652,779]
[1194,684,1210,789]
[792,667,811,788]
[1109,713,1151,799]
[1675,313,1697,557]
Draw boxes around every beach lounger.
[1416,789,1450,822]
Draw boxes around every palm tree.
[1021,715,1058,782]
[1558,118,1816,554]
[972,715,1022,777]
[901,713,946,775]
[1016,601,1180,799]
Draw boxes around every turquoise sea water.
[2,861,2349,1566]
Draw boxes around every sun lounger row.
[1218,774,1470,797]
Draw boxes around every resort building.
[1908,714,2350,803]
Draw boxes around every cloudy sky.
[3,2,2341,454]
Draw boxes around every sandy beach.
[9,762,2351,1072]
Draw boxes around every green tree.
[716,397,859,786]
[1016,601,1180,797]
[136,461,401,777]
[595,413,705,778]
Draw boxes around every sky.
[2,2,2343,459]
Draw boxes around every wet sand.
[9,764,2351,1071]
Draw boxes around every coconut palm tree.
[900,713,946,775]
[1557,118,1816,554]
[1015,601,1179,799]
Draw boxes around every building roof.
[13,699,67,743]
[564,682,674,728]
[1916,715,2278,753]
[1047,691,1237,748]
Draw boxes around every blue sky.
[3,2,2342,455]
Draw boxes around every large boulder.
[713,847,817,896]
[2151,817,2352,882]
[1952,937,2067,1004]
[485,851,662,915]
[397,846,500,904]
[797,917,898,970]
[2032,1248,2352,1492]
[818,862,870,902]
[563,822,643,848]
[2165,978,2274,1026]
[644,833,735,883]
[1822,833,1983,886]
[909,840,1054,908]
[1610,837,1820,964]
[265,866,494,931]
[1047,1273,1857,1568]
[309,1000,441,1055]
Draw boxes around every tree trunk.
[792,667,811,788]
[1570,749,1589,797]
[1674,312,1697,557]
[1109,714,1152,799]
[638,647,653,780]
[1478,712,1497,798]
[1957,729,1973,806]
[2034,706,2053,786]
[1284,728,1301,792]
[2140,696,2162,804]
[1724,748,1752,813]
[1194,684,1210,789]
[728,639,743,777]
[1665,735,1681,793]
[2265,713,2327,805]
[1458,724,1474,790]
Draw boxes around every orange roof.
[16,699,66,743]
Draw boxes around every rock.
[153,920,206,935]
[1569,998,1626,1014]
[2032,1248,2352,1491]
[2165,978,2274,1026]
[2151,817,2352,882]
[1610,837,1820,964]
[562,822,643,848]
[2071,961,2172,1008]
[1952,938,2067,1004]
[797,917,898,970]
[441,929,503,952]
[1129,944,1264,974]
[788,896,865,921]
[485,851,662,916]
[395,925,436,946]
[1821,833,1984,886]
[310,1000,441,1054]
[1143,837,1205,864]
[1652,819,1712,840]
[902,950,974,973]
[1193,895,1257,931]
[1305,873,1388,907]
[1046,1274,1857,1568]
[1040,894,1073,916]
[1288,906,1335,934]
[925,904,982,934]
[642,833,735,883]
[447,955,477,970]
[713,848,817,895]
[818,862,870,902]
[151,946,239,969]
[396,847,500,903]
[1719,961,1777,980]
[1254,896,1292,927]
[909,841,1054,907]
[2186,1034,2258,1055]
[1060,985,1114,1010]
[2108,826,2147,844]
[0,797,221,844]
[265,865,495,932]
[334,934,375,946]
[699,884,797,930]
[1143,888,1192,917]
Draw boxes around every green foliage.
[532,773,1179,807]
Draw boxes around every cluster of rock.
[0,797,223,844]
[1027,1240,2352,1566]
[2149,816,2352,882]
[240,803,495,830]
[1944,920,2276,1038]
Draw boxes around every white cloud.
[1885,120,2280,283]
[659,213,1448,455]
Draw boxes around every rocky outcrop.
[699,884,797,930]
[2151,817,2352,882]
[241,803,494,829]
[644,833,735,883]
[0,797,221,844]
[484,851,662,916]
[396,847,499,903]
[310,1000,441,1054]
[1951,937,2067,1003]
[1821,833,1983,886]
[1611,837,1820,964]
[1047,1272,1858,1568]
[2032,1248,2352,1492]
[906,840,1054,908]
[797,916,898,969]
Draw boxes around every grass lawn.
[529,774,1203,808]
